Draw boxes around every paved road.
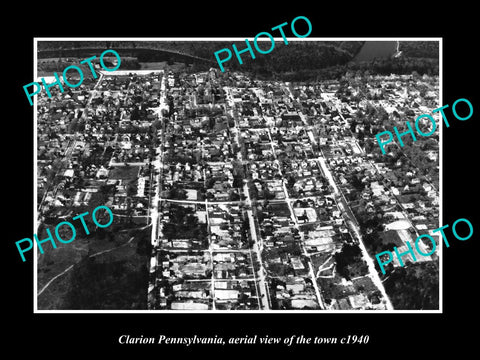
[317,147,394,310]
[226,86,270,309]
[265,116,326,310]
[37,73,105,218]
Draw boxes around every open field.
[37,225,151,310]
[109,165,140,180]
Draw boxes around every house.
[423,183,433,192]
[64,169,74,178]
[290,257,305,271]
[215,289,240,300]
[286,282,305,294]
[170,302,209,310]
[96,166,109,179]
[290,299,318,309]
[349,294,369,309]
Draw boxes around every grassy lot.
[310,252,333,274]
[36,270,74,310]
[268,202,291,217]
[37,233,90,292]
[65,236,149,310]
[109,165,141,180]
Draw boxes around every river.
[353,41,399,62]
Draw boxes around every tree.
[126,181,137,196]
[100,184,115,197]
[335,243,363,280]
[169,185,187,200]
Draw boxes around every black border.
[6,4,478,355]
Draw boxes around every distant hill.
[37,40,365,77]
[399,41,439,58]
[36,40,439,81]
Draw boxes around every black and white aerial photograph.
[6,6,479,356]
[34,39,440,311]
